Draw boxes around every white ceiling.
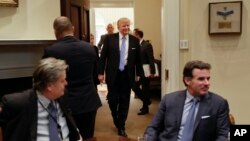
[90,0,134,8]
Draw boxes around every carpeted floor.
[95,84,161,140]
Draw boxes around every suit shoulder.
[81,40,91,47]
[3,89,32,100]
[101,34,107,38]
[208,91,227,102]
[162,90,186,100]
[143,40,151,45]
[103,33,115,40]
[129,34,139,41]
[1,89,34,109]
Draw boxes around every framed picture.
[209,1,242,35]
[0,0,18,7]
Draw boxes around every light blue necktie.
[181,98,199,141]
[119,36,126,71]
[48,102,61,141]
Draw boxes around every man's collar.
[186,91,194,101]
[119,33,128,39]
[37,90,51,108]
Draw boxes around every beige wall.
[0,0,60,79]
[180,0,250,124]
[134,0,162,59]
[0,0,60,40]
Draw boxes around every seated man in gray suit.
[0,57,80,141]
[145,60,230,141]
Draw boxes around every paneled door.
[60,0,90,41]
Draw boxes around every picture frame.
[0,0,18,7]
[209,1,242,35]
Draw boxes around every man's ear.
[54,30,59,39]
[46,83,53,92]
[72,26,75,33]
[184,77,192,85]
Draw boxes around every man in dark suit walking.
[43,16,102,141]
[145,60,230,141]
[132,29,155,115]
[97,23,114,50]
[98,17,143,137]
[0,57,80,141]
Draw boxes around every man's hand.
[98,74,105,84]
[148,74,155,78]
[135,76,140,82]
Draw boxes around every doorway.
[90,7,134,45]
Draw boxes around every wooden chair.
[0,128,2,141]
[229,113,235,125]
[149,59,161,98]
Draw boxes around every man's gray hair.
[33,57,68,91]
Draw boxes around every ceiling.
[90,0,134,8]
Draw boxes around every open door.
[60,0,90,41]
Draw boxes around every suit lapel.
[176,91,187,128]
[127,34,138,67]
[141,40,146,47]
[194,93,211,130]
[115,33,120,59]
[29,90,38,141]
[127,35,133,61]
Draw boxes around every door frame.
[161,0,180,96]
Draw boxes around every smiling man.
[145,60,230,141]
[98,17,144,137]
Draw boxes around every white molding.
[90,0,134,8]
[0,65,35,79]
[161,0,180,96]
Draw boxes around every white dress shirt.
[177,91,200,141]
[36,91,69,141]
[119,33,129,66]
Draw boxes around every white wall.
[0,0,60,40]
[180,0,250,124]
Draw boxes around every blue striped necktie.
[181,98,199,141]
[119,36,126,71]
[48,102,61,141]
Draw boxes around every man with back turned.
[43,16,101,141]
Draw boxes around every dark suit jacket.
[145,90,230,141]
[97,34,107,49]
[0,89,80,141]
[140,40,155,74]
[93,45,100,87]
[98,33,144,87]
[43,36,102,114]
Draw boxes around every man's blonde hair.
[53,16,73,34]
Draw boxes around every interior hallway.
[95,84,161,140]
